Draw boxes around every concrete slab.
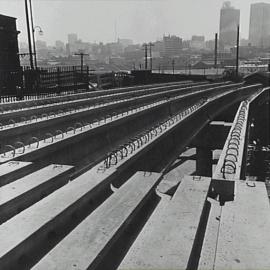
[0,81,193,113]
[213,101,250,181]
[198,198,222,270]
[0,164,73,223]
[157,153,196,194]
[214,180,270,270]
[118,175,211,270]
[0,87,204,164]
[0,83,204,138]
[0,161,33,186]
[0,162,118,269]
[33,171,162,270]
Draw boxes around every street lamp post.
[29,0,43,69]
[29,0,36,69]
[32,26,43,69]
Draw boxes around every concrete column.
[196,147,212,177]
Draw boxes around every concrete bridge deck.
[0,82,269,270]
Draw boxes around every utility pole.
[29,0,37,69]
[142,43,148,70]
[24,0,34,69]
[235,25,240,78]
[214,33,218,69]
[172,59,175,74]
[148,42,154,71]
[268,51,270,72]
[75,52,89,73]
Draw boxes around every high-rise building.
[68,33,78,45]
[190,36,205,50]
[36,40,47,50]
[55,40,65,50]
[117,38,133,48]
[249,2,270,48]
[219,1,240,51]
[163,35,182,57]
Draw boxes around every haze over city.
[0,0,268,45]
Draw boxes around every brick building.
[0,14,20,71]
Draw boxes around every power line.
[74,52,89,73]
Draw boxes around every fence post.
[57,67,61,94]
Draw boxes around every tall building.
[190,36,205,50]
[55,40,65,50]
[219,1,240,51]
[68,33,78,45]
[117,38,133,48]
[163,35,182,57]
[36,40,47,50]
[249,2,270,48]
[0,14,20,71]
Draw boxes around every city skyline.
[0,0,267,46]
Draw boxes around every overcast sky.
[0,0,269,45]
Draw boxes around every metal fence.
[0,66,90,102]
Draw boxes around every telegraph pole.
[75,52,89,73]
[214,33,218,68]
[148,42,154,70]
[172,59,175,74]
[143,43,148,70]
[24,0,34,69]
[29,0,37,69]
[235,25,240,77]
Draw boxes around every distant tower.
[114,20,117,43]
[68,33,78,45]
[249,2,270,48]
[219,1,240,51]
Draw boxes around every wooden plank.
[0,164,73,223]
[214,180,270,270]
[118,175,211,270]
[33,171,161,270]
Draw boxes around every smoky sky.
[0,0,269,45]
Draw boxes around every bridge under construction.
[0,79,269,270]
